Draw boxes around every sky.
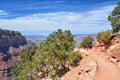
[0,0,119,35]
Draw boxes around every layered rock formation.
[0,29,27,80]
[0,29,27,53]
[0,54,13,80]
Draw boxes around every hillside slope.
[61,49,120,80]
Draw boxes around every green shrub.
[80,36,94,48]
[96,30,112,44]
[68,51,81,66]
[12,29,81,80]
[12,46,38,80]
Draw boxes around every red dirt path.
[61,49,120,80]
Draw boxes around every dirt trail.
[61,49,120,80]
[81,49,120,80]
[92,54,120,80]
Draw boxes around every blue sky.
[0,0,119,35]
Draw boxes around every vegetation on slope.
[80,36,94,48]
[97,2,120,44]
[96,30,112,44]
[12,29,81,80]
[12,1,120,80]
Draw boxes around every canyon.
[0,29,27,80]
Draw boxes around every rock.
[111,33,120,45]
[117,63,120,69]
[0,29,27,53]
[87,61,97,76]
[92,42,106,53]
[27,40,35,47]
[108,57,119,65]
[108,45,120,60]
[0,53,13,80]
[0,29,28,80]
[79,61,97,80]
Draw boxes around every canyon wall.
[0,29,27,80]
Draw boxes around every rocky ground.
[41,33,120,80]
[60,48,120,80]
[60,33,120,80]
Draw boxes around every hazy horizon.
[21,30,98,36]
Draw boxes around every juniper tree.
[108,2,120,32]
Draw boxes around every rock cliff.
[0,29,27,53]
[0,29,27,80]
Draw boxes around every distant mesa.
[25,35,47,43]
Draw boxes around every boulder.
[111,33,120,45]
[108,45,120,60]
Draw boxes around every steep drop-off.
[0,29,27,53]
[0,29,27,80]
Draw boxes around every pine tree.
[108,2,120,32]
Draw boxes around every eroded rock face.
[0,54,13,80]
[0,29,28,80]
[0,29,27,53]
[0,46,30,80]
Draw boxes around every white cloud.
[0,10,8,16]
[0,5,116,34]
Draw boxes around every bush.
[96,30,112,44]
[80,36,94,48]
[12,46,38,80]
[12,29,81,80]
[68,51,81,66]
